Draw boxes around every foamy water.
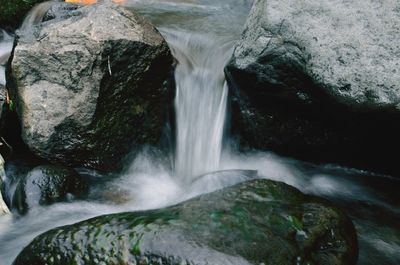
[0,1,399,265]
[0,30,13,86]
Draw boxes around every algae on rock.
[14,179,358,265]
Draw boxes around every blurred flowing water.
[0,1,399,265]
[167,30,231,180]
[0,30,13,86]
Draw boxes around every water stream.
[0,1,399,265]
[168,30,231,180]
[0,30,13,86]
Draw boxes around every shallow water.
[1,149,399,265]
[0,0,399,264]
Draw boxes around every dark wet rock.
[0,84,5,121]
[226,0,400,175]
[13,179,358,265]
[0,0,48,30]
[8,2,174,171]
[12,165,88,214]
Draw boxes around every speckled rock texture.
[13,179,358,265]
[226,0,400,175]
[8,2,173,171]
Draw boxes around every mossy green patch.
[288,215,303,231]
[13,179,358,265]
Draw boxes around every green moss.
[13,180,358,265]
[8,99,14,111]
[132,105,145,115]
[288,215,303,231]
[132,239,141,256]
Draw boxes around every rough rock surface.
[8,2,173,171]
[12,165,88,214]
[226,0,400,175]
[13,179,358,265]
[231,0,400,107]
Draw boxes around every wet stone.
[13,179,358,265]
[12,165,88,214]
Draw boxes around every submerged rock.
[226,0,400,175]
[12,165,88,214]
[8,2,173,171]
[14,179,358,265]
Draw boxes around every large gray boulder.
[8,2,173,171]
[13,179,358,265]
[226,0,400,175]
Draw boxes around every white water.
[0,1,399,265]
[167,30,232,180]
[2,148,399,265]
[19,1,54,34]
[0,30,13,86]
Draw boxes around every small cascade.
[161,29,235,182]
[0,30,13,86]
[0,2,398,265]
[19,1,55,34]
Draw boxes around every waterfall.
[0,30,13,86]
[19,1,55,34]
[161,30,235,182]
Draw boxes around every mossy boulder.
[12,165,88,214]
[0,0,47,30]
[13,179,358,265]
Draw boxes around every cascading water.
[164,30,233,181]
[19,1,55,34]
[132,0,250,181]
[0,1,399,265]
[0,30,13,86]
